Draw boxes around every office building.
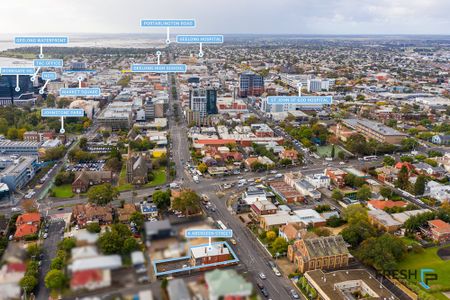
[0,141,40,155]
[97,102,133,129]
[189,88,217,124]
[239,71,264,97]
[0,156,37,191]
[144,98,155,120]
[0,75,37,106]
[307,78,330,92]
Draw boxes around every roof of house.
[144,219,171,236]
[167,279,191,300]
[16,212,40,225]
[428,219,450,233]
[71,269,104,288]
[14,224,38,238]
[191,243,230,259]
[70,255,122,272]
[368,200,407,210]
[6,262,26,273]
[205,269,253,297]
[303,235,349,258]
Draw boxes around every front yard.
[50,184,74,198]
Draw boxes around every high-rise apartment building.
[239,71,264,98]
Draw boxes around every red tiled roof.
[14,224,39,238]
[16,212,41,225]
[428,220,450,233]
[368,200,407,210]
[71,269,103,287]
[7,262,26,273]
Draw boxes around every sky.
[1,0,450,35]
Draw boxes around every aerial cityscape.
[0,1,449,300]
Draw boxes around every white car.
[43,233,48,239]
[259,272,266,279]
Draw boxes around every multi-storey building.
[343,119,407,144]
[239,71,264,97]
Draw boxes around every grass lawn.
[117,168,167,191]
[51,184,74,198]
[144,169,167,187]
[316,145,348,158]
[397,245,450,299]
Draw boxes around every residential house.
[140,202,158,218]
[424,181,450,203]
[205,269,253,300]
[367,200,408,211]
[305,174,331,189]
[71,204,113,228]
[325,168,347,188]
[287,235,349,273]
[279,223,313,242]
[117,203,137,223]
[251,200,277,217]
[280,149,299,162]
[414,162,446,179]
[72,170,113,193]
[269,181,303,203]
[368,210,402,233]
[144,220,172,241]
[14,212,41,240]
[0,262,26,299]
[189,243,232,271]
[167,279,191,300]
[71,269,112,291]
[427,220,450,243]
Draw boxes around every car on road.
[256,282,264,290]
[259,272,266,279]
[11,207,21,212]
[261,288,269,298]
[43,233,48,239]
[289,289,299,299]
[273,268,281,276]
[230,239,237,245]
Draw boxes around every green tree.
[153,190,171,210]
[130,211,145,231]
[396,165,409,190]
[356,233,407,271]
[271,237,288,255]
[379,186,393,199]
[401,138,418,151]
[383,156,396,166]
[197,162,208,174]
[424,158,438,167]
[171,190,201,216]
[86,222,101,233]
[79,137,88,150]
[87,183,119,205]
[346,133,368,155]
[97,230,122,254]
[357,185,372,201]
[332,189,344,201]
[280,158,292,167]
[342,204,368,224]
[123,237,140,254]
[338,151,345,160]
[341,219,377,248]
[45,269,66,291]
[330,144,335,158]
[414,175,427,196]
[266,230,276,241]
[58,237,76,252]
[20,275,38,293]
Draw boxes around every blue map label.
[41,108,84,117]
[14,36,69,44]
[131,64,187,73]
[33,59,64,68]
[59,88,101,97]
[0,67,35,75]
[185,229,233,238]
[176,35,224,44]
[267,96,333,105]
[140,19,196,27]
[42,72,57,81]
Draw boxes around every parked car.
[289,289,299,299]
[259,272,266,279]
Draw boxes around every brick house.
[72,171,113,193]
[71,204,113,228]
[427,220,450,243]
